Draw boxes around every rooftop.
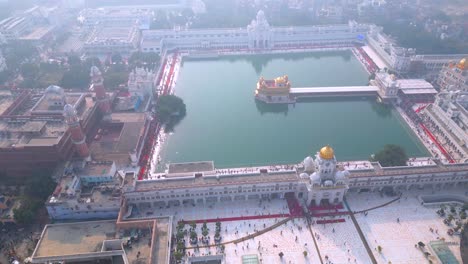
[31,92,82,113]
[32,219,163,264]
[90,112,148,166]
[0,90,15,116]
[19,26,55,41]
[80,161,115,176]
[0,94,96,149]
[33,220,117,258]
[86,24,139,44]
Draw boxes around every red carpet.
[316,219,345,224]
[285,193,303,217]
[419,123,454,163]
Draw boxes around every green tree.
[129,51,160,68]
[25,173,56,200]
[372,144,408,167]
[155,95,187,132]
[13,197,42,224]
[377,245,383,253]
[111,53,123,64]
[20,63,39,80]
[103,71,128,90]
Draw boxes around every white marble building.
[301,145,350,205]
[140,10,368,53]
[122,146,468,211]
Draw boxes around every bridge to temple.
[290,86,379,98]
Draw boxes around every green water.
[159,51,428,169]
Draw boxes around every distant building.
[437,58,468,92]
[0,87,100,178]
[141,11,368,53]
[0,16,33,41]
[366,25,416,74]
[410,54,468,81]
[79,7,153,28]
[423,91,468,159]
[83,22,140,56]
[128,67,155,99]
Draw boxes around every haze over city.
[0,0,467,264]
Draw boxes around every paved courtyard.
[347,187,465,264]
[128,186,465,263]
[185,218,322,264]
[134,199,291,223]
[312,216,371,264]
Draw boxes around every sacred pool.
[158,51,428,169]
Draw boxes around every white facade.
[301,146,350,206]
[366,25,415,74]
[437,59,468,92]
[427,92,468,158]
[128,67,156,99]
[122,147,468,210]
[141,11,368,53]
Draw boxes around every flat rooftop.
[31,93,82,113]
[19,26,54,41]
[90,112,147,166]
[0,90,15,116]
[32,218,165,264]
[80,161,115,176]
[86,24,138,44]
[34,220,117,258]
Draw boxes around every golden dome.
[457,58,466,70]
[319,145,334,160]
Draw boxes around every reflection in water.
[222,51,351,74]
[371,100,392,118]
[254,99,289,115]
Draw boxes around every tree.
[303,251,308,257]
[129,51,160,68]
[20,63,39,80]
[111,53,123,64]
[24,173,56,200]
[279,252,284,258]
[103,71,128,90]
[190,221,196,229]
[13,197,41,224]
[377,245,382,253]
[174,251,183,261]
[155,95,187,132]
[372,144,408,167]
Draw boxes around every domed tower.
[315,145,337,181]
[90,66,111,116]
[64,104,90,160]
[304,146,350,207]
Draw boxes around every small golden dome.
[319,145,334,160]
[457,58,466,70]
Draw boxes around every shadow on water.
[295,96,372,103]
[254,99,289,115]
[370,100,392,118]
